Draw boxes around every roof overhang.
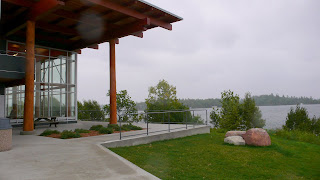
[0,0,182,51]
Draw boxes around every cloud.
[78,0,320,104]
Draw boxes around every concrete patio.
[0,121,209,180]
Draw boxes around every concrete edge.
[20,130,36,135]
[101,126,210,148]
[96,143,160,180]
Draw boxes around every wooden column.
[109,39,117,124]
[23,20,35,132]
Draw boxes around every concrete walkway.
[0,121,206,180]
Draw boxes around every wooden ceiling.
[0,0,182,51]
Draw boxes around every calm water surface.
[192,104,320,129]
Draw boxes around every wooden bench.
[34,117,59,129]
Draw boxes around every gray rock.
[225,131,246,137]
[224,136,245,145]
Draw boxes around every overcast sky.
[77,0,320,105]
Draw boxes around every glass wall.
[5,41,77,122]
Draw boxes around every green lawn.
[110,129,320,179]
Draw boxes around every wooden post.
[109,39,117,124]
[23,20,35,132]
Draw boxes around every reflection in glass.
[5,43,77,122]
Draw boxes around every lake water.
[191,104,320,129]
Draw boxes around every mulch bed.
[45,129,146,139]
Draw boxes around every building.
[0,0,182,134]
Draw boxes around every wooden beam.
[53,9,105,26]
[2,0,34,7]
[109,39,117,124]
[71,18,149,50]
[87,44,99,49]
[14,30,75,45]
[131,31,143,38]
[23,20,35,132]
[36,21,78,35]
[5,0,65,36]
[87,0,172,30]
[29,0,65,20]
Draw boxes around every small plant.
[122,123,143,131]
[108,124,120,131]
[40,129,60,136]
[98,127,114,134]
[60,130,81,139]
[74,129,90,133]
[89,125,104,131]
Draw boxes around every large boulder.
[242,128,271,146]
[225,131,246,137]
[224,136,245,146]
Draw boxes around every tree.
[242,93,265,129]
[210,90,265,130]
[284,105,311,131]
[103,90,138,122]
[217,90,242,130]
[78,100,105,121]
[145,80,197,123]
[283,105,320,135]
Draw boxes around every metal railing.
[118,109,208,140]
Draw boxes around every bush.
[74,129,90,134]
[284,105,311,131]
[60,130,81,139]
[273,129,320,145]
[108,124,120,131]
[310,116,320,135]
[210,91,265,130]
[121,123,143,131]
[40,129,60,136]
[98,127,114,134]
[284,105,320,135]
[89,125,104,131]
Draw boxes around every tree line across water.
[136,94,320,110]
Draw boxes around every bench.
[34,117,59,129]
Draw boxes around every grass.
[110,129,320,179]
[269,129,320,145]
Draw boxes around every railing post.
[146,113,149,136]
[168,112,170,132]
[206,109,208,125]
[185,111,187,129]
[119,115,122,140]
[162,113,164,123]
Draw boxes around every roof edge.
[138,0,183,21]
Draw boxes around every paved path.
[0,121,199,180]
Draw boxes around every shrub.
[284,105,311,131]
[310,116,320,135]
[60,130,81,139]
[121,123,143,131]
[191,115,204,124]
[40,129,60,136]
[108,124,120,131]
[210,91,265,130]
[74,129,90,134]
[273,129,320,145]
[89,125,104,131]
[98,127,114,134]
